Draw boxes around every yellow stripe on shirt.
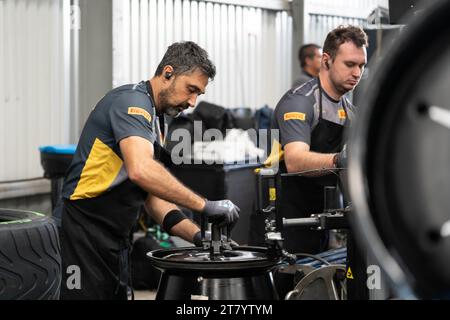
[70,138,123,200]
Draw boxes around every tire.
[348,0,450,297]
[0,209,61,300]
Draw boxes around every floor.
[134,290,157,300]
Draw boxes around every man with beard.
[56,41,240,299]
[271,26,367,254]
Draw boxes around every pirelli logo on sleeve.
[284,112,306,121]
[128,107,152,123]
[338,109,347,119]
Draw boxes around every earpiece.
[165,72,172,80]
[325,61,330,70]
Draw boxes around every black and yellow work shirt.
[60,82,162,235]
[273,78,356,147]
[62,81,158,200]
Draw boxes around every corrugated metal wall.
[306,14,367,45]
[0,194,52,215]
[0,0,70,182]
[304,0,389,45]
[112,0,292,110]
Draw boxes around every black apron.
[279,78,349,254]
[60,81,161,300]
[59,181,146,300]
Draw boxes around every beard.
[158,86,190,117]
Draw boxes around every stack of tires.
[0,209,61,299]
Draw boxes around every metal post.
[70,0,80,143]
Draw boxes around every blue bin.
[39,144,76,210]
[39,145,76,179]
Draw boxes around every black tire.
[0,209,61,300]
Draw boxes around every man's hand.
[202,199,240,228]
[334,145,347,168]
[193,230,239,247]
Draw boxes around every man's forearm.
[135,158,206,212]
[120,136,206,212]
[286,150,336,175]
[169,219,200,243]
[145,194,200,243]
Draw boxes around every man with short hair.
[292,43,322,88]
[57,41,240,299]
[272,26,368,253]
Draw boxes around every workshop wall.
[303,0,389,45]
[0,194,51,215]
[112,0,293,111]
[0,0,71,182]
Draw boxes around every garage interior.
[1,0,449,302]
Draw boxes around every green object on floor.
[147,225,172,248]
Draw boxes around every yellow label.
[269,188,276,201]
[284,112,306,121]
[128,107,152,122]
[346,267,354,279]
[338,109,347,119]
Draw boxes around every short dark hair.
[323,25,368,60]
[298,44,321,68]
[154,41,216,80]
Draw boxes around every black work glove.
[202,199,240,229]
[193,230,239,247]
[334,145,347,168]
